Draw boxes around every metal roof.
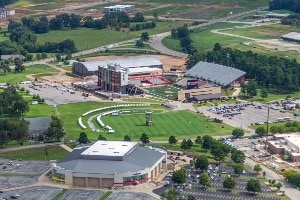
[185,61,246,86]
[193,93,223,101]
[281,32,300,41]
[57,144,165,174]
[75,56,162,72]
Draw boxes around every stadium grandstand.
[185,61,246,87]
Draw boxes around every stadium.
[52,141,167,188]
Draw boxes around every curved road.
[149,6,268,58]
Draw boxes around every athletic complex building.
[52,141,167,188]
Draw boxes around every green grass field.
[221,23,297,40]
[58,102,234,141]
[0,64,59,84]
[0,145,69,160]
[148,85,184,100]
[37,22,185,51]
[239,88,300,103]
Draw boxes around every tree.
[195,136,202,144]
[199,173,211,187]
[0,130,9,149]
[213,43,222,51]
[255,127,267,136]
[187,139,193,148]
[124,135,131,141]
[202,135,213,152]
[187,196,196,200]
[231,149,245,163]
[233,163,244,176]
[141,32,149,41]
[211,146,226,161]
[180,139,190,150]
[45,116,65,141]
[152,12,158,21]
[172,169,186,185]
[275,182,282,191]
[262,171,266,178]
[232,128,244,138]
[223,177,236,191]
[140,133,149,144]
[160,189,179,200]
[246,178,261,194]
[260,88,268,99]
[132,12,144,22]
[195,155,209,171]
[98,134,107,141]
[78,132,88,144]
[247,79,258,97]
[168,135,177,144]
[283,169,300,188]
[135,40,145,48]
[254,164,262,175]
[14,58,25,72]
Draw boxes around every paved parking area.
[154,164,282,200]
[21,83,100,105]
[0,159,50,188]
[0,186,61,200]
[0,159,50,175]
[201,103,296,128]
[60,189,105,200]
[107,192,157,200]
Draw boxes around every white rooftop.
[105,5,134,9]
[282,32,300,41]
[128,67,162,74]
[81,141,138,157]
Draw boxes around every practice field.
[58,102,234,141]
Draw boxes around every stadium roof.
[185,61,246,86]
[77,56,162,72]
[281,32,300,41]
[57,142,165,174]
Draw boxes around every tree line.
[281,14,300,26]
[20,12,151,33]
[0,85,29,115]
[270,0,300,13]
[171,24,196,54]
[186,43,300,93]
[0,0,17,7]
[0,119,29,148]
[255,121,300,135]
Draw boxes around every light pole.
[265,103,270,150]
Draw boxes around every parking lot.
[202,102,296,128]
[21,83,100,105]
[0,187,156,200]
[60,189,105,200]
[0,186,62,200]
[0,159,50,189]
[154,164,282,200]
[107,192,157,200]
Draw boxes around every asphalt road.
[149,6,268,58]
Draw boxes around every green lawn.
[0,145,69,160]
[0,64,59,84]
[58,102,234,141]
[221,23,298,40]
[37,22,185,51]
[239,88,300,103]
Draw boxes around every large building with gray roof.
[72,56,162,78]
[185,61,246,87]
[52,141,167,188]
